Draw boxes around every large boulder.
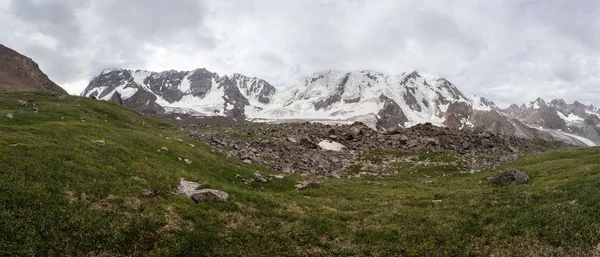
[190,189,229,203]
[490,168,529,185]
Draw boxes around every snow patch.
[119,87,138,100]
[318,140,346,151]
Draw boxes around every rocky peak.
[229,73,276,104]
[0,44,67,94]
[528,97,547,109]
[402,71,422,83]
[435,78,467,101]
[549,98,567,107]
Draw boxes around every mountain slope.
[503,98,600,145]
[0,44,67,94]
[1,92,599,255]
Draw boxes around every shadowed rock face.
[109,90,165,115]
[444,102,473,129]
[376,94,408,131]
[0,44,67,94]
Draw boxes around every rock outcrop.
[0,44,67,94]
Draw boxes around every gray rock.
[254,173,268,183]
[423,179,438,185]
[142,189,155,197]
[131,176,147,182]
[91,139,105,145]
[191,189,229,203]
[295,177,320,190]
[5,113,13,119]
[490,168,529,185]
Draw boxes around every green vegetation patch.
[0,92,599,256]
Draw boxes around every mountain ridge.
[82,67,597,146]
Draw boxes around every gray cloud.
[0,0,599,107]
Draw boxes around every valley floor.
[1,92,599,256]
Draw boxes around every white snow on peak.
[119,87,138,100]
[470,95,497,111]
[131,70,153,91]
[247,70,467,128]
[179,75,192,93]
[556,111,584,123]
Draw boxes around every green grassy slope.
[1,92,599,256]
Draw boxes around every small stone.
[568,200,578,205]
[5,113,13,119]
[188,143,196,148]
[273,175,285,179]
[91,139,105,145]
[17,100,28,106]
[131,176,147,182]
[254,173,268,183]
[184,159,192,164]
[178,157,183,161]
[432,200,442,203]
[80,117,86,122]
[142,189,155,197]
[190,189,229,203]
[60,116,64,120]
[33,107,39,113]
[160,146,168,151]
[295,177,320,190]
[243,159,253,164]
[423,179,438,185]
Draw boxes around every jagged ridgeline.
[82,68,598,146]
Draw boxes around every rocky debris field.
[183,122,575,177]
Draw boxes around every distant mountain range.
[81,68,599,146]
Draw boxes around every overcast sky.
[1,0,599,107]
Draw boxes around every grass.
[1,92,599,256]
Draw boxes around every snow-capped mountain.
[82,68,496,128]
[82,68,276,119]
[503,98,600,145]
[250,70,477,128]
[82,68,596,146]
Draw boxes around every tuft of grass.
[0,92,599,256]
